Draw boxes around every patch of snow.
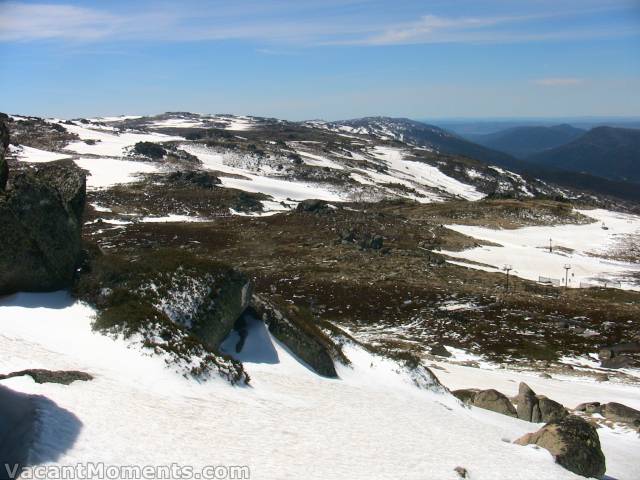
[372,146,485,201]
[139,214,205,223]
[442,209,640,290]
[63,124,183,157]
[73,158,160,189]
[9,145,71,163]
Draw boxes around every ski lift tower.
[563,264,572,288]
[503,264,513,291]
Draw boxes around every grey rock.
[601,402,640,427]
[191,271,252,350]
[430,343,452,358]
[516,382,542,422]
[473,389,518,418]
[515,415,606,479]
[0,369,93,385]
[452,389,479,404]
[296,199,330,213]
[454,466,469,478]
[166,170,221,189]
[515,382,568,423]
[601,355,633,369]
[538,395,569,423]
[575,402,602,415]
[453,388,517,418]
[599,342,640,358]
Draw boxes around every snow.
[217,115,255,131]
[371,146,485,201]
[62,123,183,157]
[9,145,71,163]
[139,214,205,223]
[73,158,161,189]
[182,145,346,204]
[442,209,640,290]
[149,119,205,129]
[296,150,346,170]
[91,115,142,122]
[0,292,609,480]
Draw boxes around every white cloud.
[533,77,585,86]
[0,2,635,46]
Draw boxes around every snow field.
[0,292,610,480]
[442,209,640,290]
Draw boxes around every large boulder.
[296,199,330,213]
[538,396,569,423]
[598,342,640,369]
[514,415,606,479]
[453,388,517,417]
[515,382,568,423]
[0,160,86,294]
[600,402,640,428]
[516,382,542,422]
[189,270,253,350]
[0,119,8,190]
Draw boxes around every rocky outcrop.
[598,342,640,369]
[0,159,86,294]
[296,199,330,213]
[0,119,8,190]
[600,402,640,428]
[190,271,252,351]
[515,416,606,479]
[166,170,221,189]
[574,400,640,428]
[515,382,568,423]
[0,369,93,385]
[250,294,341,377]
[453,388,517,417]
[430,343,452,358]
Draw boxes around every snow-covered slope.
[442,209,640,290]
[0,292,613,480]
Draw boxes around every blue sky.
[1,0,639,120]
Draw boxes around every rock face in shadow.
[0,158,86,295]
[190,271,253,351]
[0,119,8,190]
[452,388,517,417]
[515,415,606,479]
[250,294,340,378]
[0,385,82,480]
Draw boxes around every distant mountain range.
[466,124,586,158]
[525,126,640,184]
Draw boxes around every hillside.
[315,116,521,169]
[526,127,640,184]
[468,124,585,158]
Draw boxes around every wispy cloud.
[533,77,585,86]
[0,1,636,46]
